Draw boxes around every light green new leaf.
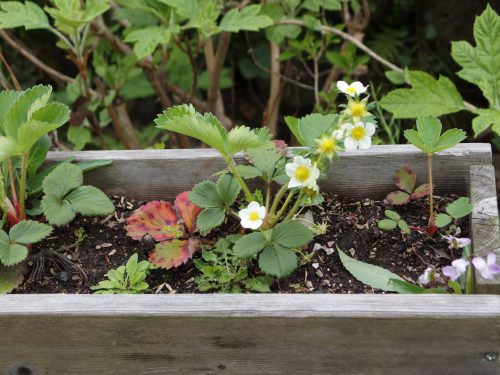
[9,220,53,244]
[378,219,397,231]
[416,116,441,150]
[272,221,313,249]
[234,232,267,258]
[30,102,70,127]
[42,163,83,198]
[472,108,500,137]
[433,129,466,152]
[384,210,401,221]
[451,5,500,108]
[67,126,92,151]
[380,70,464,118]
[258,245,297,278]
[125,26,171,59]
[0,136,20,161]
[227,126,263,155]
[446,197,473,219]
[220,5,273,32]
[0,1,50,30]
[435,213,452,228]
[296,113,339,147]
[0,91,20,133]
[284,116,307,146]
[338,248,405,292]
[66,186,115,216]
[17,120,61,152]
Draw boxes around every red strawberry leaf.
[411,183,431,199]
[386,191,411,205]
[149,238,200,269]
[394,167,416,194]
[174,192,201,234]
[125,201,184,241]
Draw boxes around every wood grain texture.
[46,143,492,201]
[469,165,500,294]
[0,295,499,375]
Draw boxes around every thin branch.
[0,51,21,90]
[263,42,282,137]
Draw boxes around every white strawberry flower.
[341,122,376,150]
[336,81,368,97]
[285,156,320,189]
[238,201,266,230]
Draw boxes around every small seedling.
[435,197,474,228]
[91,254,150,294]
[378,210,410,234]
[386,166,430,205]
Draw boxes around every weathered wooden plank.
[469,165,500,294]
[0,295,499,375]
[47,143,492,201]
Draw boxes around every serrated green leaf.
[416,116,441,150]
[435,213,452,228]
[384,210,401,221]
[258,244,297,278]
[284,116,307,146]
[446,197,473,219]
[234,232,267,258]
[219,5,273,32]
[189,180,223,208]
[30,102,70,127]
[0,1,50,30]
[0,91,20,133]
[17,120,60,152]
[337,248,405,292]
[451,5,500,108]
[197,207,225,232]
[271,221,313,248]
[378,219,397,231]
[78,159,112,173]
[397,220,410,234]
[296,113,339,147]
[0,263,25,294]
[125,26,171,59]
[216,174,241,207]
[68,127,92,151]
[41,194,77,226]
[28,136,50,176]
[433,129,466,152]
[66,186,115,217]
[380,71,464,118]
[235,165,263,179]
[265,24,301,44]
[227,126,264,155]
[9,220,52,244]
[0,136,20,161]
[42,163,83,198]
[472,108,500,137]
[0,231,28,266]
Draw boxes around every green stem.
[7,159,17,203]
[269,184,288,217]
[265,182,271,211]
[370,84,395,144]
[427,153,434,227]
[284,191,304,221]
[226,158,253,202]
[273,190,296,224]
[228,209,240,220]
[463,246,474,294]
[19,152,28,220]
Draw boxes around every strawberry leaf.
[174,192,201,234]
[149,238,200,269]
[394,166,416,193]
[411,183,431,199]
[125,201,184,241]
[386,191,411,205]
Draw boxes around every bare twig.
[263,42,282,136]
[0,51,21,90]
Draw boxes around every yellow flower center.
[295,166,310,182]
[346,86,357,94]
[351,126,366,141]
[319,138,336,154]
[249,211,260,221]
[351,103,366,117]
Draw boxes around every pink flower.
[418,267,440,285]
[442,259,469,281]
[472,253,500,280]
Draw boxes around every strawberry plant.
[125,192,202,269]
[386,167,430,205]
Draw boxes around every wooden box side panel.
[0,295,499,375]
[46,144,492,201]
[469,165,500,294]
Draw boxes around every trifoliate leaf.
[9,220,52,244]
[189,180,223,208]
[271,221,314,248]
[386,191,411,205]
[197,207,225,232]
[337,248,405,292]
[384,210,401,221]
[258,245,297,278]
[42,163,83,198]
[451,5,500,108]
[380,70,464,118]
[219,5,273,32]
[41,194,77,226]
[446,197,473,219]
[66,186,115,217]
[435,213,452,228]
[234,232,267,258]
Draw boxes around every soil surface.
[15,194,468,294]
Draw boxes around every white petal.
[293,155,306,165]
[248,219,263,230]
[365,122,376,136]
[257,206,266,218]
[357,136,372,149]
[336,81,348,93]
[288,177,304,188]
[341,123,353,132]
[472,256,487,271]
[238,209,250,220]
[248,201,261,210]
[344,137,358,150]
[241,218,253,229]
[452,259,469,273]
[285,163,297,177]
[332,129,343,139]
[487,253,497,265]
[351,81,368,94]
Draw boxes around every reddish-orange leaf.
[149,238,200,269]
[394,166,416,194]
[125,201,184,241]
[174,191,201,233]
[386,191,411,205]
[411,183,431,199]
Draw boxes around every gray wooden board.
[469,165,500,294]
[0,294,499,375]
[46,143,491,201]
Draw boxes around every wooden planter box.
[1,144,499,375]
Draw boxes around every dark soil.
[15,194,467,294]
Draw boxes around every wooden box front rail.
[0,144,498,374]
